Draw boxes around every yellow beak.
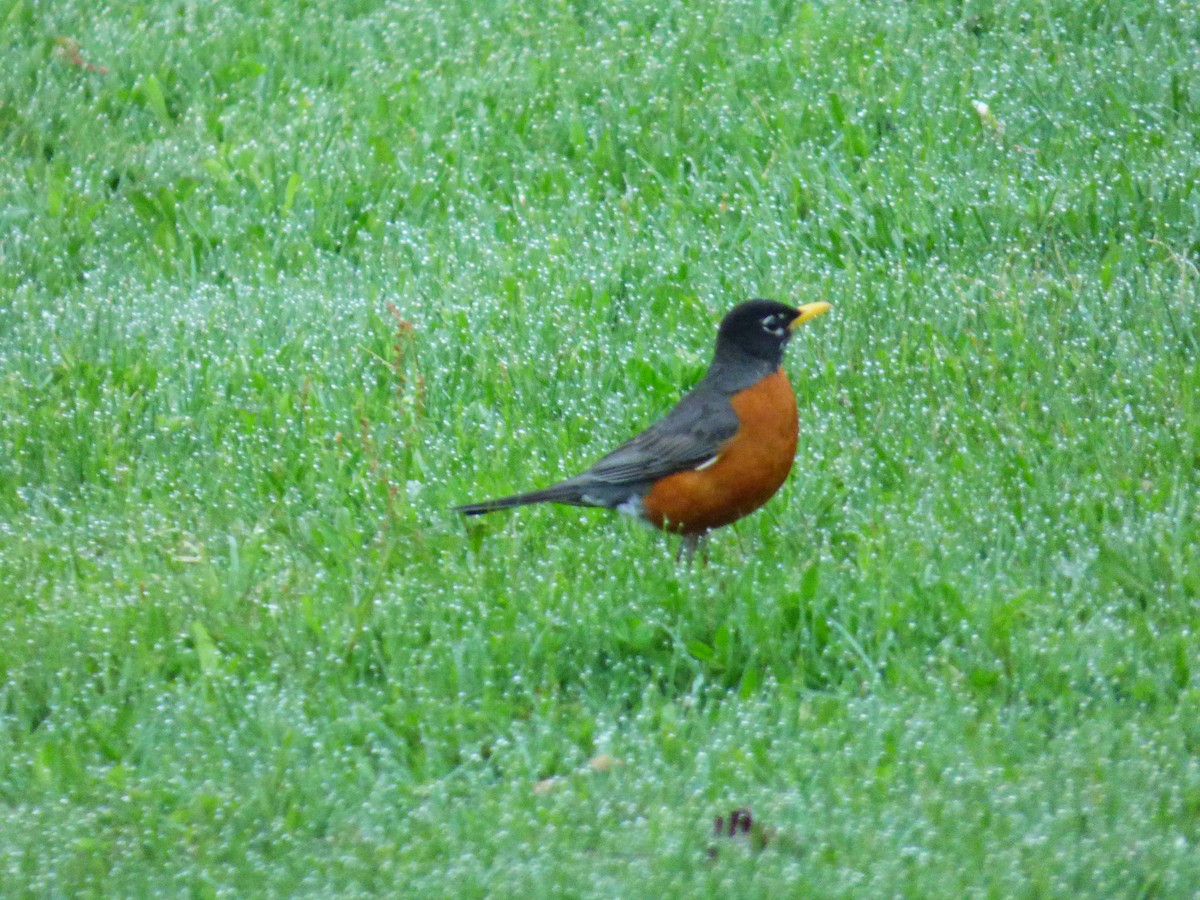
[789,301,832,330]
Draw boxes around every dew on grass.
[3,0,1200,891]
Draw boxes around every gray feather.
[553,388,739,507]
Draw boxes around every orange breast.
[641,370,799,535]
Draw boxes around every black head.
[713,299,830,367]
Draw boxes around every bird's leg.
[676,532,709,565]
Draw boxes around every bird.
[455,299,831,556]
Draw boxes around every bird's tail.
[454,484,583,516]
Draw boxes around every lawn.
[2,0,1199,894]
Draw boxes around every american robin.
[455,299,831,554]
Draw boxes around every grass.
[2,0,1199,894]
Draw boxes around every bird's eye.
[761,314,786,336]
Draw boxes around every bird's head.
[714,299,831,364]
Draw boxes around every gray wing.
[559,387,739,507]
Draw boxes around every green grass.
[2,0,1199,894]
